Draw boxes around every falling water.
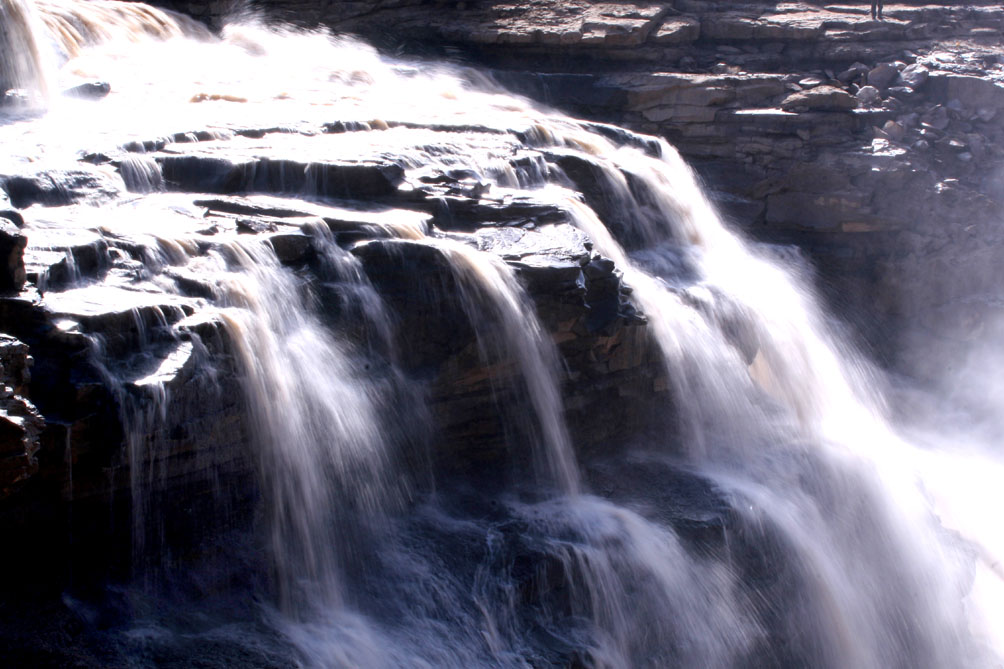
[426,237,580,494]
[212,239,394,611]
[0,0,51,98]
[553,147,982,667]
[3,2,1004,667]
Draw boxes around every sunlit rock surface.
[158,0,1004,373]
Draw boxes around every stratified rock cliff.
[0,114,669,568]
[158,0,1004,372]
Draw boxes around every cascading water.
[2,1,1003,667]
[425,237,580,494]
[0,0,51,99]
[211,239,395,612]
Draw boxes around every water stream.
[2,1,1003,667]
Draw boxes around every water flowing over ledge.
[1,2,1003,667]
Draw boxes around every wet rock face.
[166,0,1004,375]
[0,101,673,548]
[0,219,26,294]
[353,223,666,477]
[0,334,43,500]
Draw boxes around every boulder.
[898,64,929,88]
[0,210,23,228]
[856,85,882,106]
[868,62,900,90]
[882,120,907,142]
[837,62,870,83]
[63,82,111,100]
[266,232,313,264]
[921,105,950,130]
[887,86,916,101]
[780,86,857,112]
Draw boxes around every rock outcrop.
[1,0,997,569]
[0,217,26,293]
[152,0,1004,373]
[0,104,671,564]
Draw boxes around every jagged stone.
[652,17,700,45]
[235,217,277,234]
[476,224,591,290]
[0,335,43,500]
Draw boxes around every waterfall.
[211,239,394,612]
[425,237,580,494]
[2,3,1003,667]
[1,0,207,105]
[555,153,978,667]
[0,0,51,99]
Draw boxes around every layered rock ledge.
[1,0,1000,593]
[0,110,671,566]
[156,0,1004,373]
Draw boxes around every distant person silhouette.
[871,1,883,20]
